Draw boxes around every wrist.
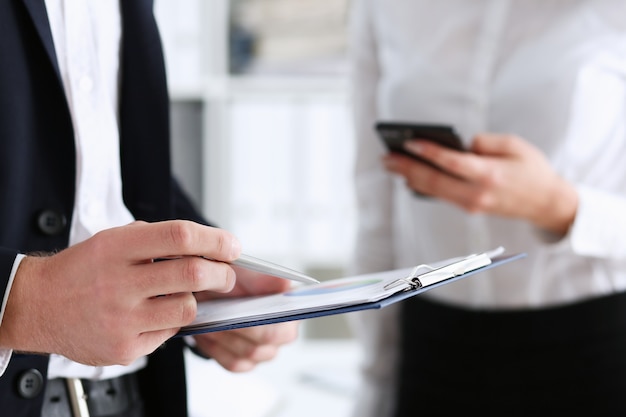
[0,256,52,353]
[535,176,578,236]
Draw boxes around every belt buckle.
[66,378,91,417]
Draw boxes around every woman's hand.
[383,133,578,235]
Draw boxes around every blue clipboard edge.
[177,253,527,337]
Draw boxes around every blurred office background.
[154,1,361,416]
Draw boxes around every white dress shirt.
[0,0,146,379]
[348,1,626,416]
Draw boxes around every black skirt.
[395,292,626,417]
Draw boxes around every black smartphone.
[375,122,465,197]
[375,122,465,166]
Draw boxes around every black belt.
[42,372,144,417]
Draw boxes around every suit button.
[37,210,67,236]
[17,369,44,399]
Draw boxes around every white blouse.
[348,1,626,416]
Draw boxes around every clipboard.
[178,247,525,336]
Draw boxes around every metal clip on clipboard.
[384,247,505,292]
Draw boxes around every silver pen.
[230,254,320,285]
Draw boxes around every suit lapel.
[21,0,61,78]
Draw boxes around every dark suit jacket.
[0,1,205,415]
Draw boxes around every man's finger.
[104,220,241,262]
[136,257,236,297]
[136,292,198,332]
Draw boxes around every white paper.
[188,267,413,331]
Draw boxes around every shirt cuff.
[569,185,626,258]
[0,254,25,377]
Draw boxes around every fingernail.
[230,238,242,259]
[404,141,424,154]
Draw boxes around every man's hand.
[383,133,578,235]
[0,220,241,367]
[193,269,299,372]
